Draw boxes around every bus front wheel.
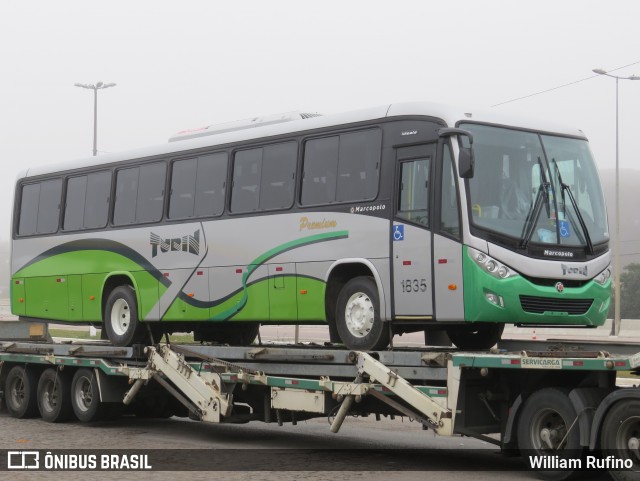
[335,276,389,351]
[104,286,145,347]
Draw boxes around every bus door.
[432,142,464,321]
[392,144,435,317]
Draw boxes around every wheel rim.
[41,378,59,413]
[344,292,375,338]
[530,408,569,451]
[75,376,93,413]
[111,298,130,336]
[9,376,26,408]
[616,415,640,465]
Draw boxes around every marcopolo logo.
[543,249,574,258]
[150,229,200,258]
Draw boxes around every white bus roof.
[22,101,586,180]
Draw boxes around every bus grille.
[519,295,593,315]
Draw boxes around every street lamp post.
[74,81,116,156]
[592,68,640,336]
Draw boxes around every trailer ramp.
[125,344,233,423]
[330,352,453,435]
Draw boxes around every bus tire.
[71,368,106,422]
[517,387,583,481]
[600,399,640,481]
[446,323,504,350]
[104,285,145,347]
[37,368,74,423]
[4,365,40,419]
[335,276,389,351]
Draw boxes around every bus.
[10,102,612,350]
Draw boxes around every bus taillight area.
[462,246,611,328]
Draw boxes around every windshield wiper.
[520,157,551,249]
[551,158,594,254]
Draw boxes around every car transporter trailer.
[0,321,639,480]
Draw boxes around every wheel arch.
[588,388,640,450]
[100,272,139,321]
[325,259,388,325]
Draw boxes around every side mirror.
[438,127,475,179]
[458,147,474,178]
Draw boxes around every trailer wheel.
[446,323,504,350]
[336,276,389,351]
[104,285,145,347]
[71,368,105,422]
[600,399,640,481]
[4,365,39,418]
[517,388,583,481]
[37,368,74,423]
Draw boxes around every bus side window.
[301,136,339,206]
[169,158,198,219]
[260,142,297,210]
[231,148,261,213]
[114,167,139,225]
[84,171,111,229]
[194,153,227,217]
[18,183,41,235]
[336,129,381,202]
[114,162,165,225]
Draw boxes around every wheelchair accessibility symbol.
[393,224,404,241]
[559,220,570,238]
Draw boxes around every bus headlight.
[594,266,612,285]
[469,248,517,279]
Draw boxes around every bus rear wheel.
[446,323,504,350]
[104,286,145,347]
[335,276,389,351]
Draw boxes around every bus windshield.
[461,123,609,248]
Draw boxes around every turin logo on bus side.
[150,229,200,258]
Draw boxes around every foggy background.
[0,0,639,298]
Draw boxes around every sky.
[0,0,639,241]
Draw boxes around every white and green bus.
[11,102,611,349]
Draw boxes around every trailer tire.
[104,285,145,347]
[600,399,640,481]
[37,368,74,423]
[336,276,389,351]
[71,368,106,422]
[446,323,504,350]
[5,365,39,419]
[517,387,583,481]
